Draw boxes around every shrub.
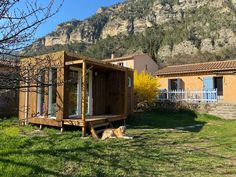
[134,71,159,110]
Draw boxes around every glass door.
[48,68,57,118]
[68,68,81,117]
[68,68,93,117]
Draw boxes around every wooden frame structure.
[19,51,134,136]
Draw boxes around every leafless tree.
[0,0,63,57]
[0,0,63,89]
[0,0,63,116]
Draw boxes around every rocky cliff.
[28,0,236,66]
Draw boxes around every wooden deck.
[27,114,126,128]
[63,114,126,127]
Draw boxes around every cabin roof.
[65,52,132,72]
[103,54,150,62]
[156,60,236,76]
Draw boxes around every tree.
[0,0,63,90]
[133,71,159,110]
[0,0,63,57]
[0,0,63,117]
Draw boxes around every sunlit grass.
[0,111,236,176]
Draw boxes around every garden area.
[1,110,236,176]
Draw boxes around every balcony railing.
[158,89,218,103]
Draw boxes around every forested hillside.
[25,0,236,67]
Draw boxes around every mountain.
[26,0,236,66]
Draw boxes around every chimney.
[111,53,115,59]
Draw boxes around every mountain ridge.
[26,0,236,66]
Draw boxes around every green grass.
[1,111,236,177]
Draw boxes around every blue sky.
[36,0,124,38]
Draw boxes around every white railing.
[158,89,218,103]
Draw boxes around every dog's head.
[119,126,126,134]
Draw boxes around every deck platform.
[27,114,126,128]
[63,114,126,127]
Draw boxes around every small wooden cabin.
[19,51,133,136]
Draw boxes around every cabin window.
[68,68,93,117]
[48,68,57,118]
[68,69,81,116]
[214,77,223,96]
[86,70,93,115]
[36,70,45,116]
[128,77,132,87]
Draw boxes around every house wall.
[158,73,236,104]
[111,59,134,69]
[133,54,159,75]
[109,54,158,75]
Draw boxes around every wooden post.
[81,61,87,137]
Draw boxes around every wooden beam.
[85,60,126,71]
[28,117,62,127]
[65,58,126,72]
[65,60,83,66]
[81,61,87,137]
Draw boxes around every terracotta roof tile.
[156,60,236,76]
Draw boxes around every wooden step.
[89,121,112,139]
[96,129,106,134]
[92,122,110,129]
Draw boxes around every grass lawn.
[1,110,236,177]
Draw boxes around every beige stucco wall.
[112,59,134,69]
[158,74,236,104]
[133,54,159,75]
[109,54,159,75]
[223,75,236,104]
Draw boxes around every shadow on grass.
[127,109,206,132]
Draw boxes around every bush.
[134,71,159,110]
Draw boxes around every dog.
[101,126,133,140]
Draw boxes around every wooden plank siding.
[19,51,134,132]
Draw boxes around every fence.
[158,89,218,103]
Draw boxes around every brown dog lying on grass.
[101,126,133,140]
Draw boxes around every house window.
[145,64,148,72]
[168,79,183,91]
[36,70,45,116]
[214,77,223,96]
[128,77,132,87]
[48,68,57,118]
[118,62,124,66]
[170,79,178,90]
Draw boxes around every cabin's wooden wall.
[92,70,107,115]
[19,51,65,122]
[93,69,134,116]
[106,71,125,115]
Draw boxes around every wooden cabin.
[19,51,133,137]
